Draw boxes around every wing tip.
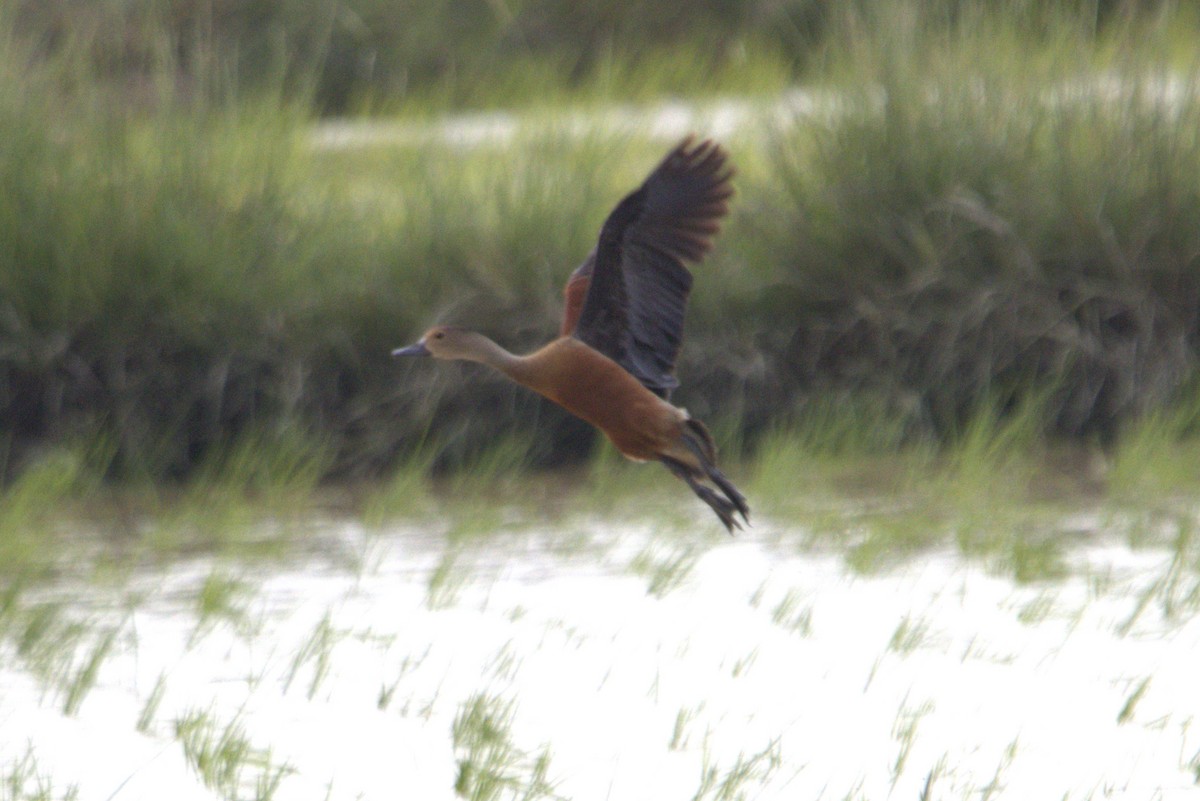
[650,134,735,264]
[670,135,736,178]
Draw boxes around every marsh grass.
[769,590,814,636]
[934,394,1048,506]
[1116,676,1152,725]
[362,439,441,526]
[189,428,332,513]
[445,436,541,504]
[174,708,293,801]
[364,37,796,117]
[147,427,330,549]
[137,672,168,734]
[451,692,561,801]
[745,398,935,548]
[427,547,472,610]
[189,571,256,646]
[11,0,805,115]
[1107,384,1200,507]
[691,738,783,801]
[583,441,655,509]
[1117,516,1200,635]
[60,627,117,716]
[8,601,86,698]
[283,614,340,701]
[669,704,704,752]
[754,4,1200,442]
[0,582,20,634]
[730,648,759,678]
[0,447,94,579]
[980,737,1020,801]
[630,543,701,598]
[748,388,1095,579]
[0,17,360,484]
[1,747,78,801]
[0,583,127,717]
[930,395,1073,580]
[1015,592,1058,626]
[887,615,933,656]
[891,700,934,791]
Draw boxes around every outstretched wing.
[567,136,733,398]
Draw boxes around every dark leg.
[679,435,750,525]
[660,456,743,534]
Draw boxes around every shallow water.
[308,89,844,150]
[308,76,1194,151]
[1,518,1197,801]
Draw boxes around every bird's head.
[392,326,485,361]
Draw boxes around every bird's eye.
[433,332,444,339]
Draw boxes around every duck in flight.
[393,136,749,532]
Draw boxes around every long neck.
[458,332,532,383]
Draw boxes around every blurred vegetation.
[3,0,1200,493]
[3,0,1179,113]
[7,0,816,113]
[747,3,1200,444]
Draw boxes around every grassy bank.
[3,4,1200,489]
[743,5,1200,442]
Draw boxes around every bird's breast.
[519,338,682,460]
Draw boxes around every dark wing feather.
[571,136,734,397]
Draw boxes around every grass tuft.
[630,544,700,598]
[190,571,256,645]
[691,738,783,801]
[283,613,340,701]
[61,627,118,716]
[0,447,93,579]
[451,692,562,801]
[1,746,79,801]
[770,590,814,636]
[1108,384,1200,505]
[174,708,293,801]
[1117,676,1152,725]
[137,672,169,734]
